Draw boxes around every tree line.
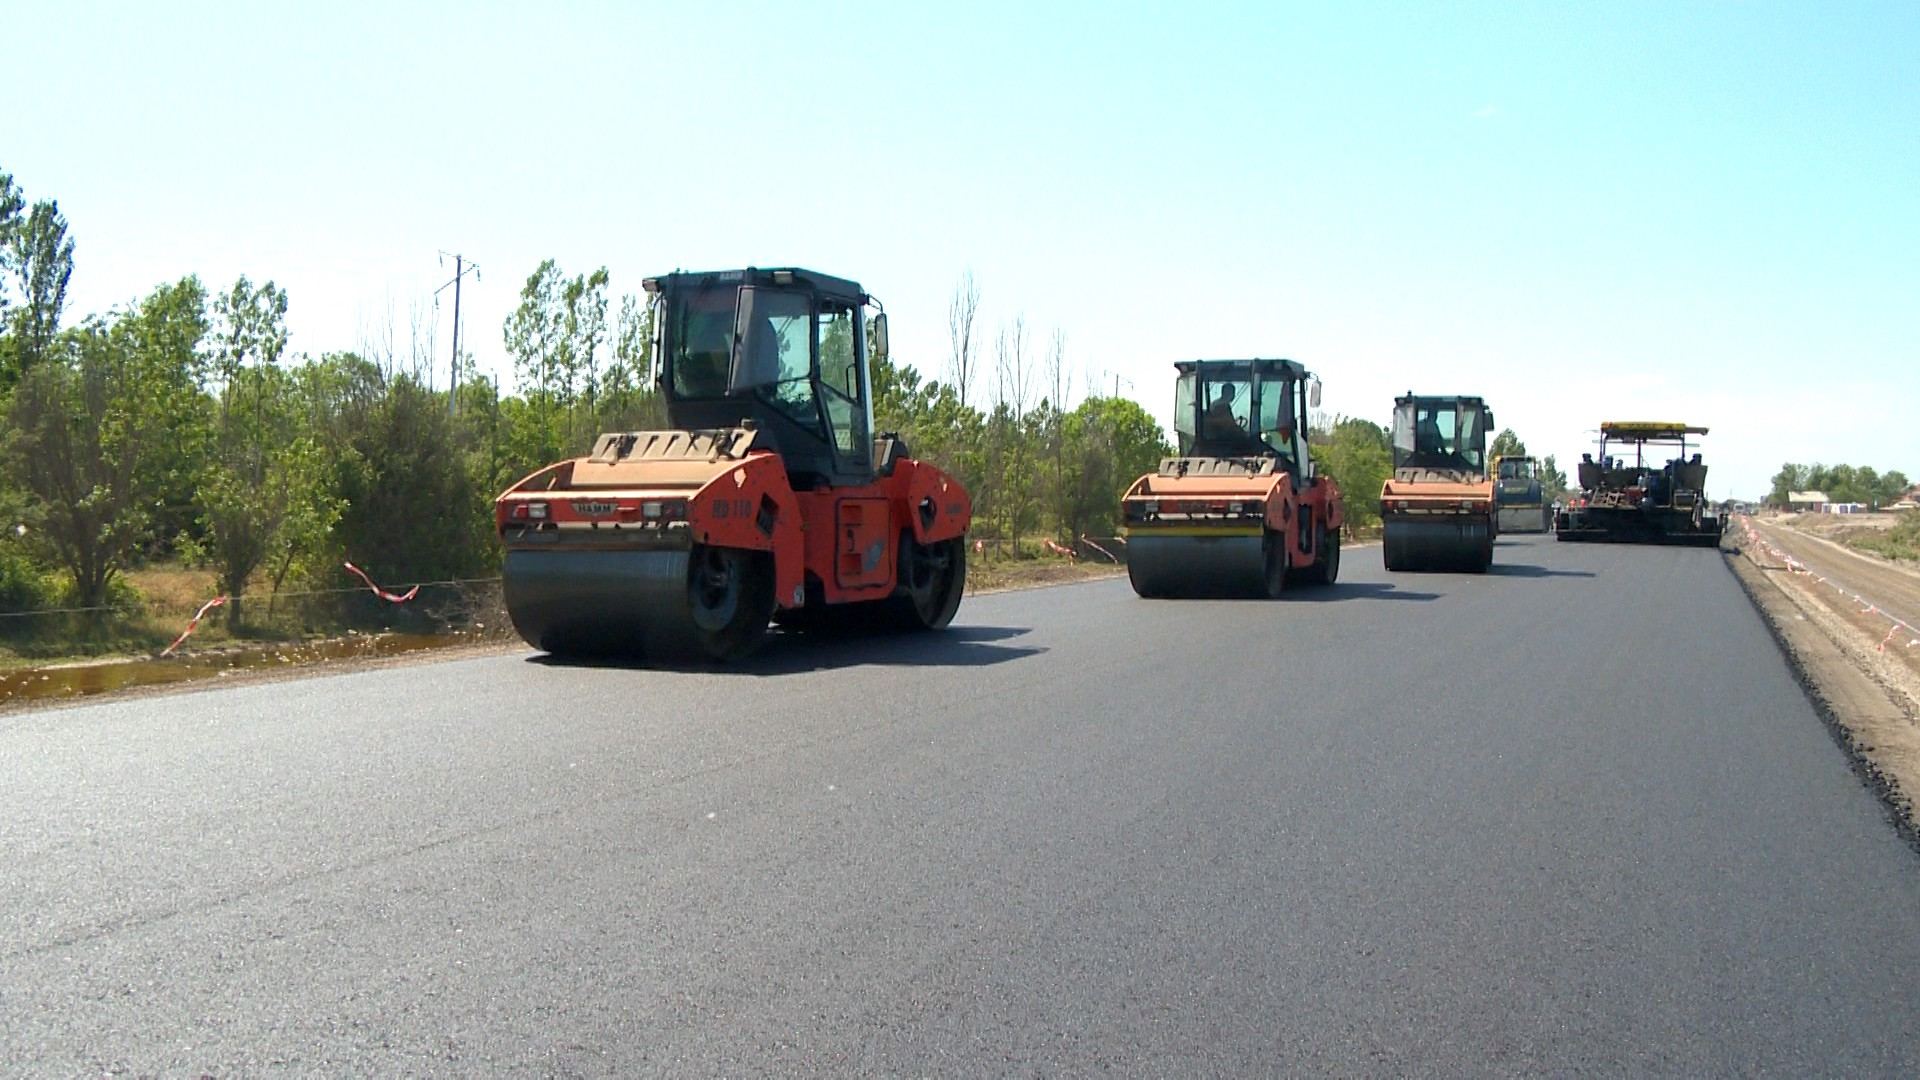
[1767,463,1912,508]
[0,166,1179,644]
[3,161,1494,649]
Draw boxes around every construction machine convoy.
[1555,422,1723,546]
[1492,455,1551,533]
[489,265,1720,661]
[494,268,971,661]
[1120,359,1344,597]
[1380,394,1497,572]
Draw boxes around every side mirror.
[1309,378,1322,409]
[869,312,889,361]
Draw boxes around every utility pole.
[436,252,480,414]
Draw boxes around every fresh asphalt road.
[6,534,1920,1076]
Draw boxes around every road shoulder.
[1728,550,1920,844]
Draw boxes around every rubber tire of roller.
[887,535,967,630]
[1308,524,1341,585]
[1262,532,1288,599]
[684,545,776,660]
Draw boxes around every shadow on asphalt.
[1301,581,1441,602]
[1487,563,1596,578]
[525,624,1042,675]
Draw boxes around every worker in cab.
[1204,384,1245,441]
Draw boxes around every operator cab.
[1391,394,1492,473]
[1174,358,1317,476]
[1497,457,1537,481]
[646,267,881,488]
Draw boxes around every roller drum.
[502,548,772,661]
[1383,517,1492,572]
[1496,505,1549,534]
[1127,533,1279,598]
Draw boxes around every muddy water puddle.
[0,632,484,707]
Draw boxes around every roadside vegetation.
[1768,462,1912,508]
[0,164,1426,662]
[1850,514,1920,563]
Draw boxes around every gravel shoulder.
[1745,517,1920,693]
[1729,525,1920,838]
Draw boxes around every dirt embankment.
[1746,517,1920,693]
[1730,516,1920,837]
[1775,509,1920,562]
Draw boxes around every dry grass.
[124,565,223,616]
[1854,516,1920,562]
[968,556,1126,594]
[1778,511,1920,562]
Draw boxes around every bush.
[0,547,56,614]
[1854,515,1920,562]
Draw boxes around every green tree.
[503,260,612,461]
[2,196,76,385]
[1488,428,1527,462]
[1311,417,1393,529]
[3,278,209,613]
[198,277,333,629]
[1768,463,1811,506]
[1879,470,1911,506]
[1539,454,1570,500]
[0,169,23,323]
[1059,396,1170,537]
[597,291,664,431]
[333,375,493,585]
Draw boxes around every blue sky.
[6,1,1916,498]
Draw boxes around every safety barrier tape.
[159,596,228,657]
[155,561,420,658]
[1079,535,1120,563]
[1,574,503,621]
[1043,539,1077,560]
[1736,515,1920,652]
[343,562,421,603]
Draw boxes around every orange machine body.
[495,428,971,613]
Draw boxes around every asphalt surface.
[5,534,1920,1075]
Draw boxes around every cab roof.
[642,267,869,304]
[1172,358,1311,380]
[1395,393,1488,408]
[1600,421,1709,438]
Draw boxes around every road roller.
[1380,393,1496,572]
[494,267,972,661]
[1120,359,1344,598]
[1493,454,1551,533]
[1555,422,1722,545]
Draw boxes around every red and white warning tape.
[343,562,420,603]
[1737,515,1920,652]
[1044,539,1078,560]
[1079,535,1120,563]
[160,596,228,657]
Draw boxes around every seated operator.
[1414,410,1453,467]
[677,315,732,397]
[1203,384,1246,442]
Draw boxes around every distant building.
[1787,491,1829,512]
[1824,502,1866,514]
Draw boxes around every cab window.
[817,303,866,455]
[739,290,818,429]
